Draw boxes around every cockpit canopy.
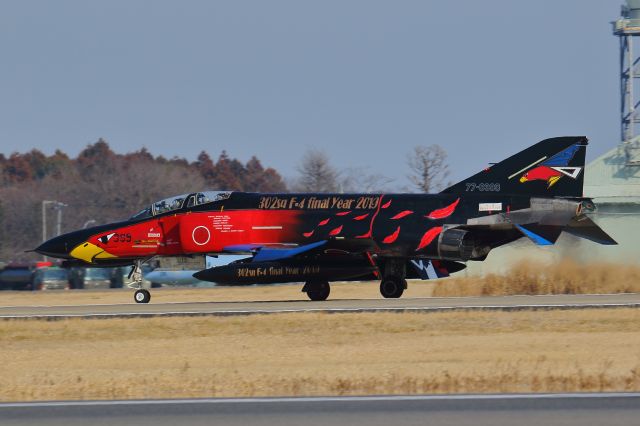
[129,191,231,220]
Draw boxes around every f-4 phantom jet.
[36,137,616,303]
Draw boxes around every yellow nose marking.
[69,242,117,263]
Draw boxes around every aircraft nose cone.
[35,229,94,259]
[35,235,71,258]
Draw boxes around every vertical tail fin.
[441,136,588,197]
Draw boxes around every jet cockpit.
[129,191,232,220]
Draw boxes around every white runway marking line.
[0,392,639,408]
[1,302,639,320]
[0,292,636,310]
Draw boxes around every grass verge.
[434,259,640,297]
[1,308,638,401]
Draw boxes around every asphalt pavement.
[1,393,639,426]
[0,293,639,319]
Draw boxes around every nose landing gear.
[128,260,151,303]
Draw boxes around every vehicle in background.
[144,255,248,287]
[0,261,53,290]
[33,267,69,290]
[69,267,125,289]
[0,264,36,290]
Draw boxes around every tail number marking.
[465,183,501,192]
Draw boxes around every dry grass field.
[1,308,639,401]
[434,259,640,297]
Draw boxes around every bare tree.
[294,149,340,192]
[407,145,450,193]
[341,167,394,193]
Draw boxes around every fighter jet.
[35,136,616,303]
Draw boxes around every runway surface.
[0,293,639,319]
[1,393,639,426]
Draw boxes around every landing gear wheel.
[305,281,330,301]
[380,277,406,298]
[134,289,151,304]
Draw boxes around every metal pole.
[629,35,635,143]
[621,35,626,143]
[56,204,62,236]
[41,200,65,260]
[41,201,49,262]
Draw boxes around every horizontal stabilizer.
[515,224,563,246]
[564,216,617,245]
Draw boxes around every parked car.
[0,264,36,290]
[33,267,69,290]
[69,267,124,289]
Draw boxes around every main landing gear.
[379,277,406,298]
[379,259,407,299]
[302,280,331,301]
[302,276,406,301]
[301,259,409,301]
[128,260,151,304]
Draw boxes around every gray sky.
[0,0,621,187]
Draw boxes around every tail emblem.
[518,144,582,188]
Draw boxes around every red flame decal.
[336,211,351,216]
[382,226,401,244]
[390,210,413,220]
[303,230,314,238]
[354,213,370,221]
[426,198,460,220]
[381,199,392,209]
[329,225,343,236]
[318,218,330,226]
[356,231,372,239]
[416,226,443,251]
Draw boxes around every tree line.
[0,139,449,261]
[0,139,286,260]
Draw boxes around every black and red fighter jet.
[35,136,616,303]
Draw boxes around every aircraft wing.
[223,238,378,262]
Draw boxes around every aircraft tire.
[305,281,330,301]
[134,289,151,304]
[380,277,405,298]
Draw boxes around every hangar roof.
[584,140,640,204]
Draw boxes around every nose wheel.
[134,289,151,304]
